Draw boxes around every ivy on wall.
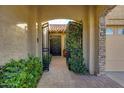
[65,21,88,74]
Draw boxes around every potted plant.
[43,54,50,71]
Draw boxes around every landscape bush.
[42,54,52,71]
[65,21,88,74]
[0,55,43,88]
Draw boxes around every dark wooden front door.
[50,35,61,56]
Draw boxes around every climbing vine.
[65,21,88,74]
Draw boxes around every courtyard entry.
[41,19,73,71]
[39,18,123,88]
[41,19,88,73]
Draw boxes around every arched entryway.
[37,5,119,76]
[41,19,75,71]
[41,19,88,73]
[38,18,122,88]
[41,19,75,57]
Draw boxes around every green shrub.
[0,56,43,88]
[69,54,88,74]
[65,21,88,74]
[42,54,52,71]
[49,54,52,63]
[43,54,52,64]
[43,55,50,64]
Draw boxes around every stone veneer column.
[97,16,106,75]
[94,6,115,75]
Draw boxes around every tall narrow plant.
[65,21,88,74]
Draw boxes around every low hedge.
[0,56,43,88]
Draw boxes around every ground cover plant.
[0,55,43,88]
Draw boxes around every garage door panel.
[106,36,124,71]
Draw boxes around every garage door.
[106,27,124,71]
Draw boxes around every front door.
[50,35,61,56]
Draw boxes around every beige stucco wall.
[88,6,96,74]
[0,6,29,65]
[27,6,39,56]
[106,26,124,71]
[39,6,88,22]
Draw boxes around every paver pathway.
[37,56,122,88]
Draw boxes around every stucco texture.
[0,6,29,65]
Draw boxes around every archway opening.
[42,19,88,74]
[41,19,75,71]
[42,19,75,57]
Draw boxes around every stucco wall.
[0,6,29,65]
[27,6,38,56]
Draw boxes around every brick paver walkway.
[37,56,122,88]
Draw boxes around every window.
[106,28,113,35]
[118,28,124,35]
